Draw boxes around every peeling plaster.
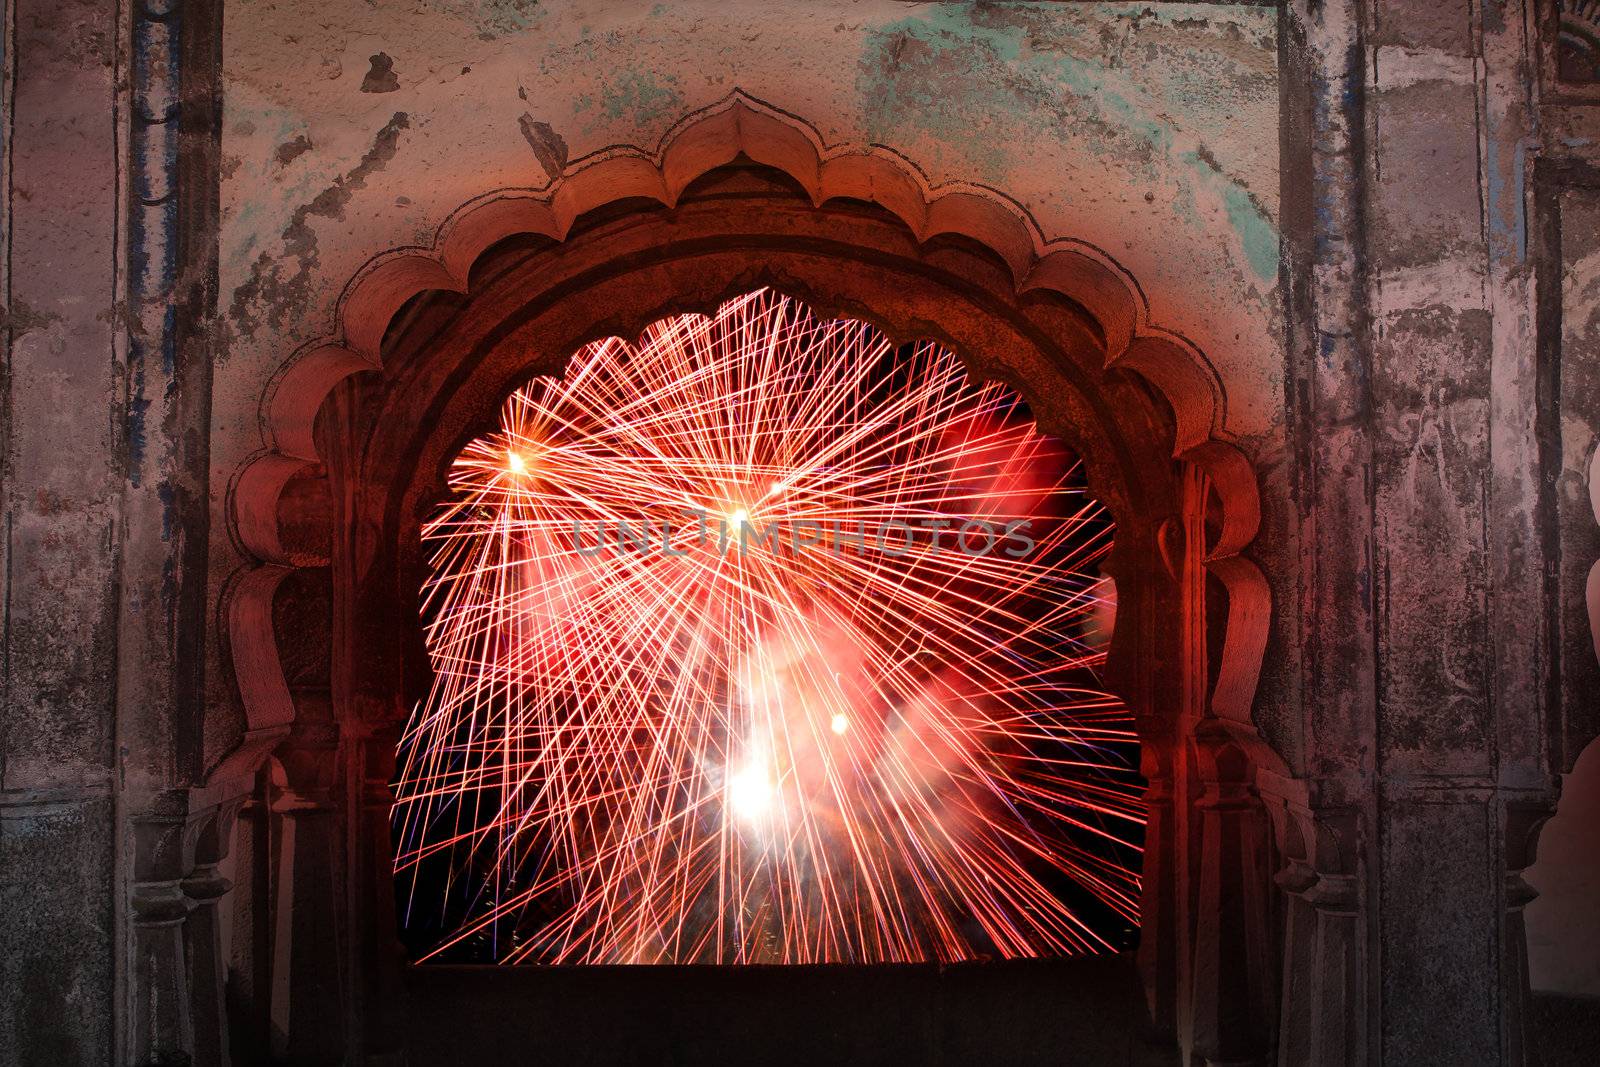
[361,52,401,93]
[517,114,569,180]
[0,300,65,338]
[228,112,411,345]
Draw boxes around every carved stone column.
[1262,796,1365,1067]
[1280,868,1362,1065]
[1136,750,1180,1041]
[226,787,274,1061]
[181,859,230,1065]
[1105,526,1188,1048]
[183,802,242,1067]
[129,794,195,1065]
[1273,855,1319,1062]
[1189,722,1276,1067]
[345,723,409,1064]
[1502,801,1558,1066]
[269,705,345,1065]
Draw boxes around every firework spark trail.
[391,289,1143,965]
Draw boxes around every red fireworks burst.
[391,289,1142,964]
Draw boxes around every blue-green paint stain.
[857,5,1178,180]
[223,229,261,282]
[861,5,1280,283]
[891,4,1026,64]
[425,1,545,38]
[1171,185,1201,229]
[593,69,682,128]
[1222,182,1280,282]
[1179,149,1279,283]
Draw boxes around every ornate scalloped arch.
[222,91,1273,778]
[1559,1,1600,81]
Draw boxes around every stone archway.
[219,94,1283,1064]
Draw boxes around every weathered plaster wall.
[1356,6,1548,1057]
[206,1,1286,766]
[0,2,121,1063]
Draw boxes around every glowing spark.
[727,764,775,823]
[391,288,1142,966]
